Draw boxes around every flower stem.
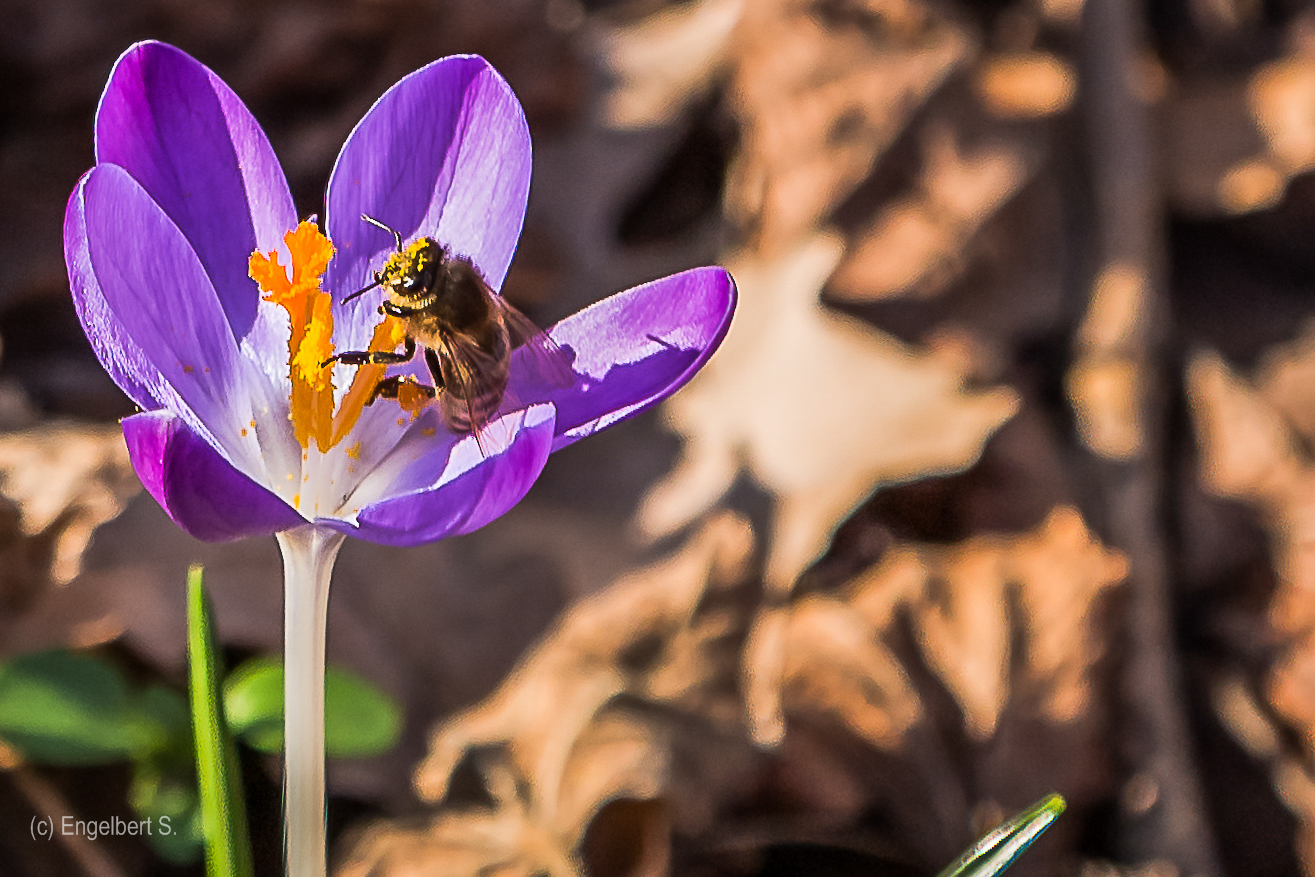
[276,525,346,877]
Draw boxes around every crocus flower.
[65,41,734,877]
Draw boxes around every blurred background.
[3,0,1315,874]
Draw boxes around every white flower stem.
[276,525,346,877]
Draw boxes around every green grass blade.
[187,566,254,877]
[936,794,1066,877]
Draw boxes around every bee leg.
[382,300,425,318]
[423,348,446,391]
[368,376,437,406]
[366,348,444,407]
[321,337,417,368]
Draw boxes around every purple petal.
[515,267,736,451]
[67,164,259,451]
[65,169,166,412]
[325,404,555,546]
[124,410,303,542]
[324,55,530,303]
[96,40,296,342]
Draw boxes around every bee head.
[379,238,444,300]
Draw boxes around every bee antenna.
[361,214,403,252]
[342,278,380,304]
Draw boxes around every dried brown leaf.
[1189,350,1305,507]
[340,515,758,876]
[1187,346,1315,872]
[827,125,1036,302]
[1167,43,1315,215]
[725,0,971,253]
[1067,263,1156,460]
[0,423,138,586]
[598,0,743,129]
[345,496,1118,876]
[415,513,753,803]
[779,507,1124,745]
[0,423,138,650]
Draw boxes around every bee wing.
[433,330,506,438]
[496,297,575,389]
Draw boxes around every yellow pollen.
[346,441,362,460]
[395,379,431,416]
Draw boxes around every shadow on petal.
[330,404,556,546]
[514,267,736,451]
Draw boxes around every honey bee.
[323,215,570,449]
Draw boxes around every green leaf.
[129,756,203,864]
[223,657,402,758]
[0,650,157,764]
[936,794,1066,877]
[219,658,282,753]
[187,565,254,877]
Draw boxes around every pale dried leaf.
[976,52,1077,119]
[1249,53,1315,174]
[1258,320,1315,445]
[778,596,923,746]
[1188,349,1305,510]
[598,0,743,128]
[1068,263,1156,460]
[638,235,1019,589]
[338,796,580,877]
[749,506,1121,755]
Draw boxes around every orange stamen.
[253,221,425,455]
[250,221,336,451]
